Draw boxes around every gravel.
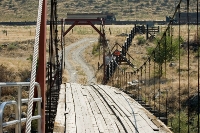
[65,38,97,84]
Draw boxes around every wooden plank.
[87,86,115,133]
[62,83,171,133]
[139,113,159,131]
[54,84,66,133]
[65,83,75,113]
[95,85,135,132]
[94,88,114,115]
[98,85,133,117]
[80,86,99,133]
[100,85,160,132]
[71,83,86,133]
[88,85,130,132]
[83,86,103,132]
[134,114,158,132]
[80,85,88,96]
[98,87,141,132]
[92,87,124,133]
[90,87,127,133]
[113,87,161,132]
[112,105,134,133]
[65,113,76,133]
[64,83,76,133]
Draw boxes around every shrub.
[137,36,146,45]
[0,64,16,82]
[169,111,188,133]
[193,31,200,43]
[146,35,184,77]
[2,30,7,34]
[18,69,31,82]
[92,42,100,55]
[7,43,18,51]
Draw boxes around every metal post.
[18,85,22,132]
[102,19,106,85]
[146,24,149,40]
[126,72,127,90]
[37,0,46,132]
[103,38,106,84]
[137,74,139,101]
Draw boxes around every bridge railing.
[106,0,200,132]
[0,82,42,133]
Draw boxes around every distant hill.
[0,0,197,22]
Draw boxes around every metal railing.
[0,82,42,133]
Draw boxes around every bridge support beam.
[37,0,46,132]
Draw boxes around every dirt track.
[65,38,97,84]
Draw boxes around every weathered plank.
[65,83,76,133]
[87,86,118,133]
[94,85,136,132]
[53,84,66,132]
[80,86,99,133]
[84,86,104,133]
[55,83,172,133]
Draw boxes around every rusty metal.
[63,19,105,36]
[37,0,47,132]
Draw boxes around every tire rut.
[65,38,97,84]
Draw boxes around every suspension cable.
[178,3,181,132]
[158,41,161,119]
[47,0,54,130]
[187,0,190,132]
[137,70,139,101]
[148,58,151,106]
[197,0,199,132]
[153,51,156,111]
[140,67,143,101]
[25,0,43,132]
[144,63,147,104]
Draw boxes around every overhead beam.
[63,18,104,37]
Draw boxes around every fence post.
[146,24,149,40]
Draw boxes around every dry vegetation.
[0,0,198,22]
[0,23,199,132]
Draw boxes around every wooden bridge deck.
[53,83,171,133]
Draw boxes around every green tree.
[147,34,183,77]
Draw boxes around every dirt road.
[65,38,97,84]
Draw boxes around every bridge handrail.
[0,82,42,133]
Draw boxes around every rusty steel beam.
[37,0,47,132]
[87,20,104,37]
[63,19,104,37]
[63,21,78,36]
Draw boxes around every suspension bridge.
[0,0,199,133]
